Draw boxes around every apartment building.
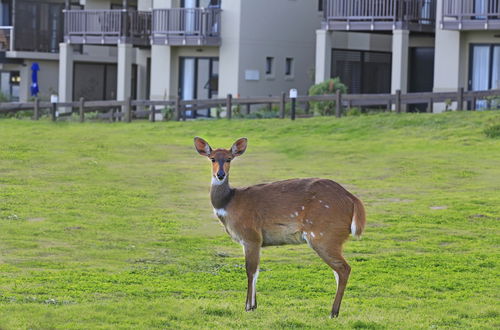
[315,0,436,112]
[57,0,322,117]
[0,0,125,102]
[436,0,500,110]
[315,0,500,112]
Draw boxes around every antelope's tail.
[351,196,366,238]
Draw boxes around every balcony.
[64,9,151,46]
[442,0,500,30]
[151,8,221,46]
[0,27,13,52]
[322,0,436,32]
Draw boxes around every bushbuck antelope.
[194,137,366,318]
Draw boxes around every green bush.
[484,124,500,138]
[308,77,348,116]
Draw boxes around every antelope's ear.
[230,138,247,157]
[194,137,212,157]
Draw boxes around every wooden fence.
[1,88,499,122]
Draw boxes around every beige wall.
[230,0,321,97]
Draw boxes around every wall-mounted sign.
[245,70,260,81]
[289,88,298,98]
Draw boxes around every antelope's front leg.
[243,242,261,311]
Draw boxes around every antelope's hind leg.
[243,242,261,311]
[310,239,351,318]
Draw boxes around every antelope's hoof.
[330,311,339,318]
[245,305,257,312]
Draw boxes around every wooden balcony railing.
[442,0,500,30]
[64,9,151,46]
[151,8,221,46]
[322,0,436,32]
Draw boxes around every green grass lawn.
[0,112,499,329]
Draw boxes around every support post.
[457,87,464,111]
[79,97,85,122]
[335,89,342,118]
[279,92,286,119]
[427,97,433,113]
[33,97,39,120]
[175,95,181,121]
[51,102,57,122]
[395,90,402,113]
[291,98,296,121]
[246,103,251,115]
[226,94,232,120]
[150,103,156,122]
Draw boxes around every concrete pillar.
[58,43,74,104]
[150,45,172,100]
[152,0,172,9]
[117,43,133,101]
[18,63,30,103]
[433,2,462,112]
[391,29,409,94]
[315,29,332,84]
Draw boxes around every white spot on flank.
[319,200,323,203]
[294,211,299,217]
[211,176,227,185]
[214,208,228,218]
[301,206,305,210]
[320,232,324,236]
[324,204,330,208]
[310,232,316,238]
[305,218,313,225]
[333,271,339,289]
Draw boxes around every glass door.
[469,44,500,109]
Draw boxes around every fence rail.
[1,88,499,122]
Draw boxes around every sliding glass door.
[469,44,500,109]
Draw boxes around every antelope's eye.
[211,158,215,163]
[226,159,232,163]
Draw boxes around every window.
[318,0,323,12]
[285,57,294,76]
[331,49,391,94]
[0,70,19,101]
[469,44,500,109]
[265,57,274,76]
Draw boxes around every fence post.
[125,97,132,123]
[175,95,181,121]
[79,97,85,122]
[457,87,464,111]
[150,102,156,122]
[246,103,251,115]
[51,102,57,122]
[33,97,39,120]
[109,108,114,123]
[335,89,342,118]
[395,90,401,113]
[427,97,433,113]
[226,94,232,120]
[279,92,286,119]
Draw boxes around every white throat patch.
[214,208,228,218]
[211,176,227,185]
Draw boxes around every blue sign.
[31,62,40,96]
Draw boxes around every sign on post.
[289,89,297,120]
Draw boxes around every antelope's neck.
[210,177,234,209]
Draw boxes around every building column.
[391,29,409,94]
[315,29,332,84]
[135,48,150,101]
[117,43,133,102]
[433,1,462,113]
[150,45,172,100]
[58,43,74,111]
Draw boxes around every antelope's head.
[194,137,247,184]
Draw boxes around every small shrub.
[161,107,174,121]
[484,124,500,138]
[308,77,348,116]
[346,107,361,116]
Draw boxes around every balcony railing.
[64,9,151,46]
[151,8,221,46]
[0,26,13,51]
[442,0,500,30]
[322,0,436,32]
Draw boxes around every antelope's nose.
[217,170,225,180]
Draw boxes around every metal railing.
[323,0,436,31]
[64,9,151,45]
[0,26,13,51]
[152,8,221,45]
[442,0,500,30]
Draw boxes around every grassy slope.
[0,112,499,329]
